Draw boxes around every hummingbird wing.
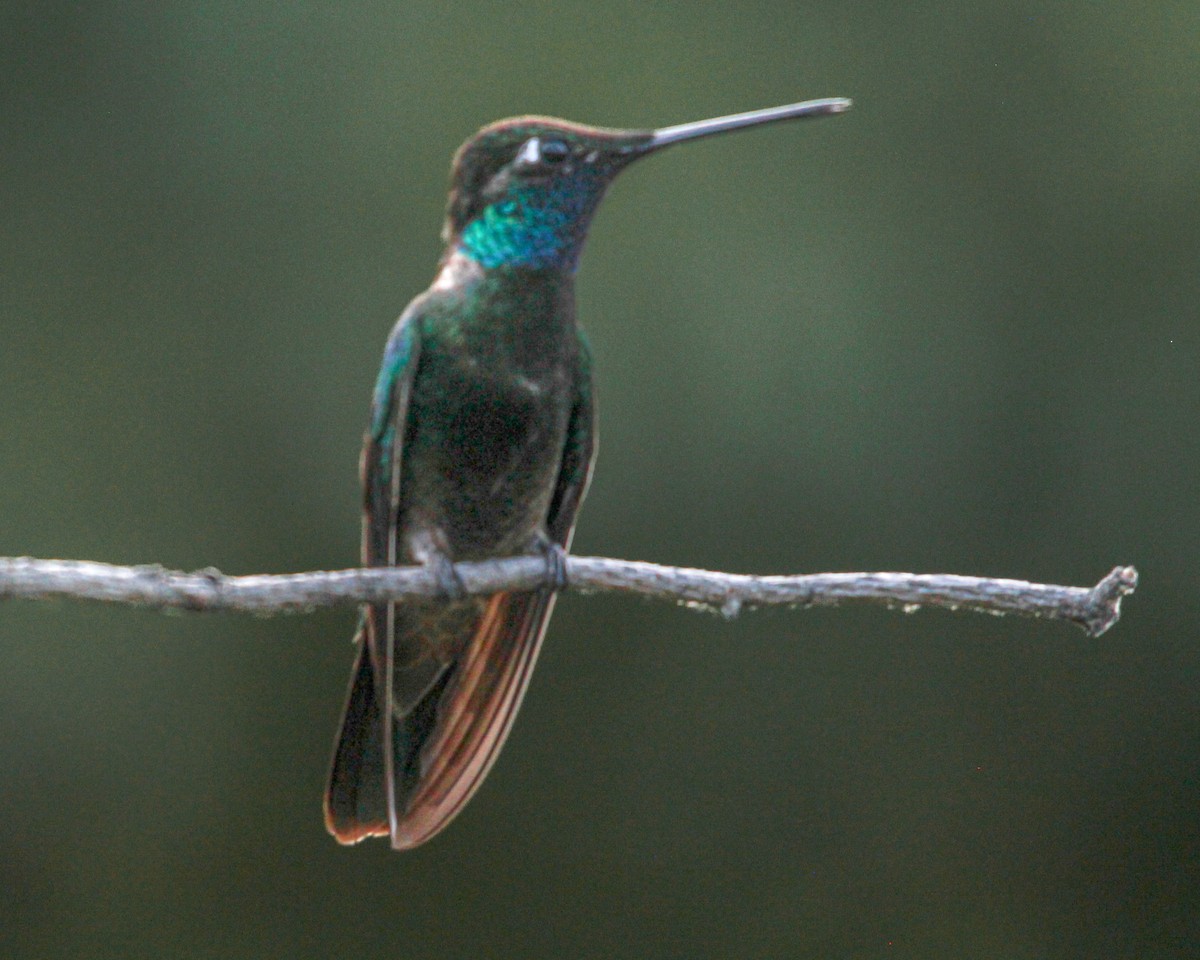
[324,307,423,844]
[325,322,597,849]
[384,341,596,849]
[545,335,597,549]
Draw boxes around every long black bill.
[646,97,851,151]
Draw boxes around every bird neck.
[456,178,604,271]
[429,250,578,372]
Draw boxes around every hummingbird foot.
[408,529,468,600]
[531,533,569,591]
[429,553,468,600]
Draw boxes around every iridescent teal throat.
[459,177,600,270]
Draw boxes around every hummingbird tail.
[324,626,389,844]
[324,590,557,849]
[387,589,556,850]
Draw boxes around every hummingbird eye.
[515,137,571,169]
[540,139,570,164]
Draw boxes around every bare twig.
[0,556,1136,637]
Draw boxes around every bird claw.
[534,536,569,591]
[430,554,467,600]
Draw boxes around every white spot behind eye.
[584,150,599,164]
[516,138,541,165]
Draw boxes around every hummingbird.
[324,96,851,850]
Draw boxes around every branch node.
[1082,565,1138,637]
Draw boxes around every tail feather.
[324,629,389,844]
[388,589,555,849]
[325,590,556,850]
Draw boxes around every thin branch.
[0,555,1137,637]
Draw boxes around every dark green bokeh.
[2,2,1196,957]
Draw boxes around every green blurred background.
[2,2,1196,957]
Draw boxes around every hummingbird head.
[441,118,652,271]
[441,98,852,272]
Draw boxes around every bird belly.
[399,354,571,562]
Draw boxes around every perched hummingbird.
[324,97,851,850]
